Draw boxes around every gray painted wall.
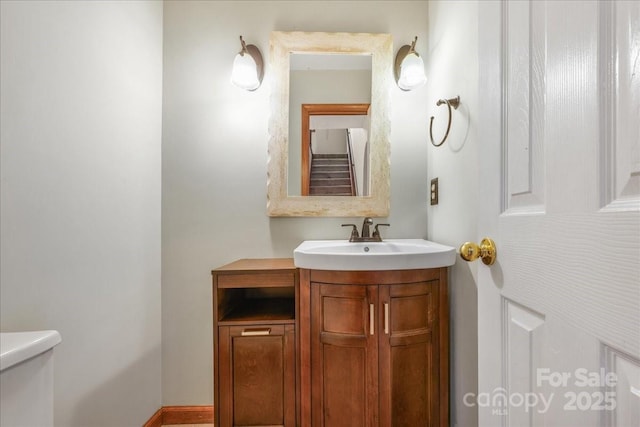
[426,1,480,426]
[0,1,163,425]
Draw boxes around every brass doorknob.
[459,238,497,265]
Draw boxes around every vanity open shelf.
[214,259,297,325]
[217,290,295,324]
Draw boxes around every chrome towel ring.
[429,96,460,147]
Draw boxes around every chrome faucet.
[342,217,390,242]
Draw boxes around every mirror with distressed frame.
[267,31,392,217]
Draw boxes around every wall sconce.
[231,36,263,91]
[394,36,427,91]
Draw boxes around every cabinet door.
[218,324,295,427]
[379,282,437,427]
[311,283,379,427]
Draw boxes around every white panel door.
[476,1,640,426]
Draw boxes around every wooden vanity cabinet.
[300,268,449,427]
[212,259,298,427]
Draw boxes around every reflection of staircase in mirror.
[309,154,354,196]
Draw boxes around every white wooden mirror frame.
[267,31,392,217]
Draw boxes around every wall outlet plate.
[430,178,439,205]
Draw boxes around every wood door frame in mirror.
[268,31,392,217]
[301,104,370,196]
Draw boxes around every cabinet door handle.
[384,303,389,335]
[369,304,375,335]
[241,328,271,336]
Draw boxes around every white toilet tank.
[0,330,62,427]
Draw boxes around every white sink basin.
[293,239,456,271]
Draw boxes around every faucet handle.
[373,223,390,239]
[341,224,359,242]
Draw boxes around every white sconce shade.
[232,53,259,90]
[397,53,426,90]
[231,36,263,91]
[394,36,427,91]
